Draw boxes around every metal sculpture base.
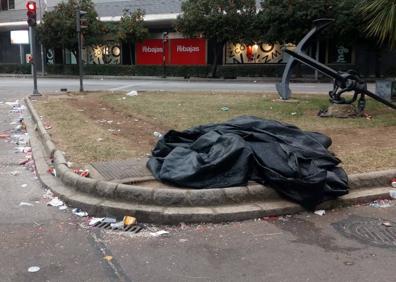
[318,104,360,118]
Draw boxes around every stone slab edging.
[25,96,396,223]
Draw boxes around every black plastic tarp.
[147,116,348,209]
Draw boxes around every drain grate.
[94,221,143,233]
[333,215,396,249]
[90,158,152,181]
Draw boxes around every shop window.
[0,0,14,10]
[225,42,295,64]
[84,42,121,64]
[8,0,14,9]
[327,44,353,64]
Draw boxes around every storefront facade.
[0,0,395,77]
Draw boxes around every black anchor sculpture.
[277,18,396,113]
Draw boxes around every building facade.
[0,0,395,77]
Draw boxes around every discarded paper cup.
[123,216,136,226]
[390,190,396,199]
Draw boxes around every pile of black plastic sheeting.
[147,116,348,209]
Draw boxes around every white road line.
[109,83,147,91]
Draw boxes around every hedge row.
[1,63,358,78]
[45,64,211,77]
[0,64,31,74]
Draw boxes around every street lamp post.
[76,9,87,92]
[26,1,40,95]
[162,32,168,78]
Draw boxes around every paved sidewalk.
[1,90,396,281]
[0,99,122,281]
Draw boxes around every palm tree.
[359,0,396,48]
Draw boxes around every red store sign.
[135,39,169,65]
[169,38,206,65]
[136,38,206,65]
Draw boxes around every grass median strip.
[33,91,396,174]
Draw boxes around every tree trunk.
[129,42,133,65]
[62,45,66,64]
[210,43,219,78]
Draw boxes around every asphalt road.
[0,76,341,95]
[0,77,395,282]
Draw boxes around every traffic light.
[26,1,37,27]
[78,10,88,30]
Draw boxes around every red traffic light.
[26,1,37,26]
[26,1,36,11]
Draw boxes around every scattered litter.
[15,146,31,153]
[370,199,392,208]
[126,90,138,96]
[89,217,105,226]
[19,202,33,207]
[21,184,28,188]
[48,167,56,176]
[382,221,392,227]
[58,205,68,210]
[179,239,188,243]
[391,178,396,188]
[28,266,40,273]
[153,131,163,138]
[19,158,31,165]
[97,138,103,142]
[103,256,113,261]
[291,112,297,116]
[221,106,229,112]
[150,230,169,237]
[5,100,20,107]
[110,221,124,229]
[314,210,326,216]
[72,208,88,217]
[8,103,26,113]
[123,216,136,226]
[60,88,68,92]
[73,169,89,178]
[390,190,396,199]
[262,216,279,221]
[43,189,54,199]
[0,132,10,139]
[10,171,20,176]
[363,112,372,120]
[47,197,64,207]
[102,217,117,223]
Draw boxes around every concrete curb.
[25,96,396,223]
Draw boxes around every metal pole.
[30,26,40,95]
[162,39,166,78]
[315,39,319,80]
[40,44,45,75]
[19,44,24,64]
[76,9,84,92]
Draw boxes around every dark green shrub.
[0,64,31,74]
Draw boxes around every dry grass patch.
[33,91,396,174]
